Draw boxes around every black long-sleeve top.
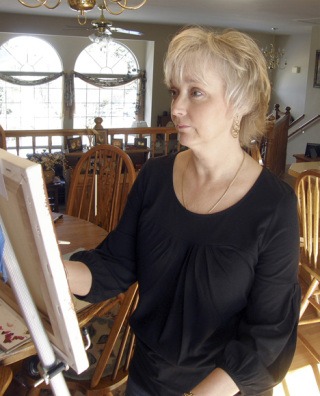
[71,154,301,395]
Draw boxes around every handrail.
[288,115,320,140]
[289,114,305,129]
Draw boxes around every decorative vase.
[43,169,55,184]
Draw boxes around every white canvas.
[0,149,89,374]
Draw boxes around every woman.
[65,26,300,395]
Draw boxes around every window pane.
[74,41,139,128]
[19,137,32,147]
[52,136,63,145]
[0,36,62,73]
[35,136,49,146]
[20,149,34,158]
[0,35,63,155]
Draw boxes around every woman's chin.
[178,133,190,147]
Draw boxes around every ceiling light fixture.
[89,31,111,44]
[18,0,147,25]
[261,28,287,70]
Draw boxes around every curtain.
[0,72,64,86]
[70,70,146,120]
[0,70,146,122]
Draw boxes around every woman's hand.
[63,260,92,296]
[188,368,239,396]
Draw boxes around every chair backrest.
[249,106,291,176]
[295,170,320,364]
[27,284,139,396]
[0,366,13,395]
[248,141,263,165]
[66,144,136,233]
[89,282,139,390]
[0,125,7,150]
[295,169,320,269]
[262,109,291,177]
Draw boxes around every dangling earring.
[231,115,240,138]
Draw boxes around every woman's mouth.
[175,124,190,130]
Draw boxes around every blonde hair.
[164,26,271,148]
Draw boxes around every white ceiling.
[1,0,320,35]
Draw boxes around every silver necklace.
[181,150,246,213]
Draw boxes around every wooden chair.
[66,144,136,233]
[248,141,263,165]
[252,105,291,176]
[27,283,139,396]
[0,366,13,395]
[0,125,7,150]
[295,169,320,362]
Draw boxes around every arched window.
[0,36,63,130]
[0,36,63,156]
[73,40,140,129]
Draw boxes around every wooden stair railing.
[258,106,291,177]
[288,114,305,129]
[288,114,320,140]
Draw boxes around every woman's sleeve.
[216,189,301,395]
[70,162,148,303]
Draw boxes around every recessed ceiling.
[1,0,320,34]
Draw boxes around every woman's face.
[169,66,235,150]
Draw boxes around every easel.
[1,220,70,396]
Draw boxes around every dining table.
[0,214,109,367]
[288,161,320,178]
[54,213,107,255]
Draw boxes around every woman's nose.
[171,95,187,116]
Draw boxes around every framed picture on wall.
[67,137,83,152]
[112,138,123,149]
[134,137,148,148]
[313,50,320,88]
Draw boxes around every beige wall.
[271,27,320,164]
[0,13,318,164]
[294,26,320,162]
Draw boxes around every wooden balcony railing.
[2,126,180,170]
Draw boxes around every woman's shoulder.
[139,153,177,175]
[260,168,295,195]
[253,168,297,212]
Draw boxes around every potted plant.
[27,151,65,183]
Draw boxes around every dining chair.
[66,144,136,233]
[27,282,139,396]
[0,366,13,395]
[248,140,263,165]
[248,106,291,176]
[295,169,320,362]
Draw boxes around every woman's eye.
[191,89,202,97]
[168,89,178,98]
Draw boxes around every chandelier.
[261,28,287,70]
[18,0,147,24]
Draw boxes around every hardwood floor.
[274,310,320,396]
